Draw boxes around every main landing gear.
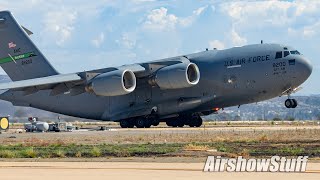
[285,99,297,108]
[119,119,134,128]
[166,114,203,128]
[119,114,203,128]
[119,115,159,128]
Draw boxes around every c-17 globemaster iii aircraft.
[0,11,313,128]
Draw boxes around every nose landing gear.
[285,99,297,108]
[282,87,301,109]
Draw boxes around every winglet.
[21,25,33,36]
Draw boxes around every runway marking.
[0,166,199,171]
[0,166,319,173]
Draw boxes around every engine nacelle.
[86,69,136,96]
[151,63,200,89]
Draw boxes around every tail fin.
[0,11,58,81]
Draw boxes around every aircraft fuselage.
[1,43,312,121]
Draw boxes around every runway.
[0,162,319,180]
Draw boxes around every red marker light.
[212,108,220,111]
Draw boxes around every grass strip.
[0,141,319,158]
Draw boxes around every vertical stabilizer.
[0,11,58,81]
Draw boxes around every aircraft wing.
[0,73,82,90]
[0,63,147,96]
[0,56,194,96]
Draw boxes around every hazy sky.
[0,0,319,95]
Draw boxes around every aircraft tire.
[147,115,159,126]
[144,118,152,128]
[165,118,182,127]
[285,99,298,108]
[193,115,203,127]
[152,118,160,126]
[171,119,179,127]
[135,118,145,128]
[120,119,130,128]
[188,120,195,127]
[176,118,184,127]
[166,121,172,127]
[127,120,135,128]
[144,122,152,128]
[292,99,298,108]
[186,115,201,127]
[194,119,202,127]
[285,99,293,108]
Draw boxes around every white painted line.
[227,65,241,69]
[8,53,17,64]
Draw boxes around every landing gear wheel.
[188,115,202,127]
[120,119,130,128]
[176,118,184,127]
[144,120,152,128]
[165,117,185,128]
[127,120,134,128]
[135,119,145,128]
[151,118,160,126]
[177,121,184,127]
[285,99,298,108]
[292,99,298,108]
[147,115,159,126]
[194,117,202,127]
[170,120,178,127]
[285,99,292,108]
[166,121,172,127]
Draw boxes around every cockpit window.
[290,50,301,55]
[284,51,290,57]
[275,51,282,59]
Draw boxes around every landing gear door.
[287,59,297,84]
[134,84,152,107]
[109,93,135,115]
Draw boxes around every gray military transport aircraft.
[0,11,313,128]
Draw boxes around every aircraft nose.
[296,57,313,81]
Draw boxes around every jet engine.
[86,69,136,96]
[150,63,200,89]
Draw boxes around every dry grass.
[113,128,320,145]
[183,144,210,151]
[1,127,320,146]
[91,147,102,157]
[0,129,319,158]
[75,151,82,158]
[0,150,16,158]
[54,150,66,158]
[21,147,37,158]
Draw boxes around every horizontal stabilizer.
[0,73,82,90]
